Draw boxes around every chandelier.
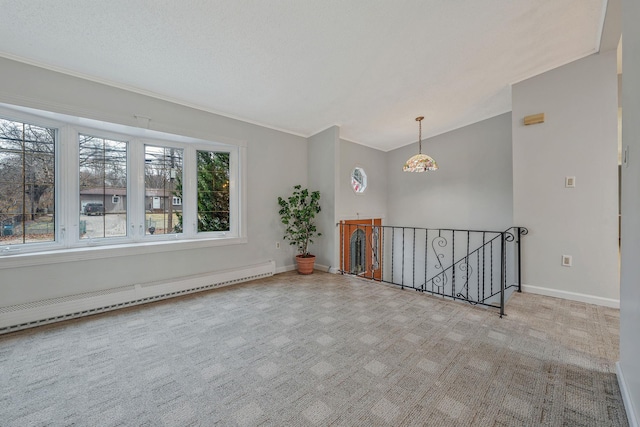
[403,116,438,172]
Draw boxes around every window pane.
[196,151,229,232]
[351,167,367,193]
[0,118,55,245]
[145,145,183,235]
[79,134,127,239]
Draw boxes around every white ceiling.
[0,0,607,151]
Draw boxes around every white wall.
[512,51,619,304]
[338,139,387,221]
[0,57,307,306]
[307,126,339,270]
[619,0,640,421]
[386,112,513,231]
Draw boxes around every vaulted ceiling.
[0,0,609,151]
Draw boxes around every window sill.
[0,236,248,270]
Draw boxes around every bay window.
[0,104,245,258]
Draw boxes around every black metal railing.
[338,222,528,317]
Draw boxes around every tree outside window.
[0,118,55,245]
[196,151,230,232]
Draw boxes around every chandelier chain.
[416,116,423,154]
[419,119,422,153]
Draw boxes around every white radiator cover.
[0,260,275,334]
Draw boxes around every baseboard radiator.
[0,260,275,334]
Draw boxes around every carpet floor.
[0,271,628,426]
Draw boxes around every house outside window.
[145,145,183,235]
[79,134,128,239]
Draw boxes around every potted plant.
[277,185,322,274]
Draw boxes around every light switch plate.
[624,146,629,168]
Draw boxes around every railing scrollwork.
[339,223,526,317]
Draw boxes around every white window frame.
[190,144,238,238]
[0,111,64,255]
[141,142,186,240]
[0,103,247,268]
[351,165,367,195]
[75,127,131,246]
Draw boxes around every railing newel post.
[391,227,395,285]
[401,227,405,290]
[517,226,522,293]
[380,225,384,282]
[412,228,416,289]
[424,229,428,293]
[500,231,505,318]
[339,222,344,275]
[466,230,470,301]
[451,230,455,300]
[482,232,486,304]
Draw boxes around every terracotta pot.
[295,254,316,275]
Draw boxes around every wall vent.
[0,261,275,334]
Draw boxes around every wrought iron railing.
[338,222,528,317]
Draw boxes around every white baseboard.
[275,264,296,274]
[314,263,338,274]
[521,284,620,308]
[0,260,275,334]
[275,263,338,274]
[617,362,639,427]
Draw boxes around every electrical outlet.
[276,242,280,249]
[565,176,575,188]
[562,255,572,267]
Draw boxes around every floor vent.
[0,261,275,334]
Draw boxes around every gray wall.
[386,112,513,231]
[512,51,619,303]
[0,57,307,305]
[308,126,339,270]
[620,0,640,421]
[338,139,387,221]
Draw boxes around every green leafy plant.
[278,185,321,257]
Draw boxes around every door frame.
[340,218,382,280]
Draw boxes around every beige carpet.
[0,271,628,426]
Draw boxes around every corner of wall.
[307,126,340,269]
[617,362,640,427]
